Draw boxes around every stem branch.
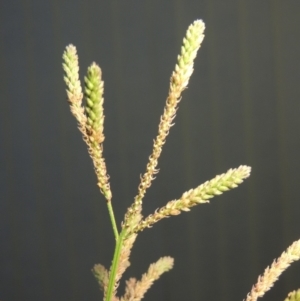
[105,230,125,301]
[107,202,119,241]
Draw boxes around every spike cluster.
[62,46,112,202]
[123,20,206,228]
[130,165,251,233]
[61,20,270,301]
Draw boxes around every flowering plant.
[62,19,300,301]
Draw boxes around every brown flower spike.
[123,20,206,228]
[245,239,300,301]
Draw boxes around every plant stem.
[107,202,119,241]
[105,230,125,301]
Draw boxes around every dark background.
[0,1,299,301]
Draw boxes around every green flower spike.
[84,62,105,144]
[131,165,251,233]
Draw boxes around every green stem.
[107,202,119,241]
[105,230,125,301]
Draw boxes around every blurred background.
[0,1,300,301]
